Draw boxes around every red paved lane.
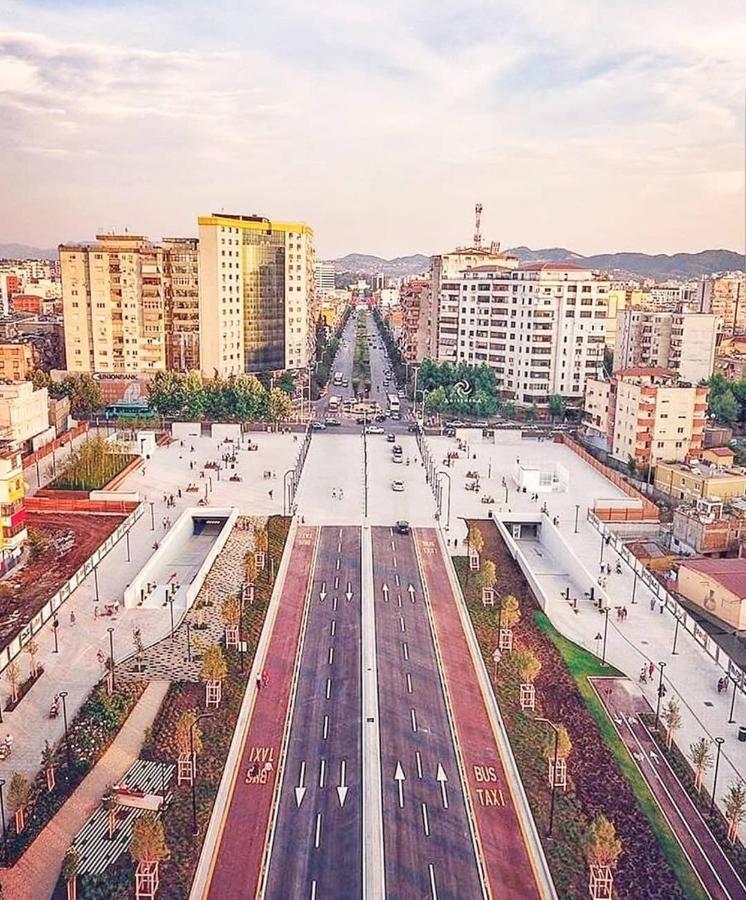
[205,526,319,900]
[415,527,542,900]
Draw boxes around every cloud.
[0,0,744,256]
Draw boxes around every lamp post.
[168,595,175,641]
[125,530,131,563]
[283,469,294,517]
[191,712,214,836]
[93,564,99,603]
[0,777,7,866]
[709,736,725,817]
[601,607,610,666]
[107,627,115,692]
[535,717,560,836]
[52,616,59,654]
[149,501,155,531]
[437,471,452,531]
[728,677,738,724]
[574,504,580,534]
[59,690,72,769]
[671,616,681,655]
[599,531,607,565]
[654,661,667,727]
[631,568,638,604]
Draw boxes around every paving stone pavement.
[116,517,267,683]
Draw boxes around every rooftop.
[519,261,586,272]
[680,558,746,598]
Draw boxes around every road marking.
[319,758,326,788]
[415,751,423,779]
[338,527,343,539]
[410,708,418,732]
[334,576,339,589]
[337,759,349,807]
[395,574,400,587]
[330,620,336,636]
[391,540,395,552]
[428,864,438,899]
[333,597,338,611]
[408,584,416,603]
[338,542,342,554]
[397,595,402,608]
[406,672,413,694]
[310,880,317,900]
[394,762,405,808]
[319,581,327,603]
[314,813,322,849]
[399,616,406,633]
[382,583,389,602]
[325,678,332,699]
[402,642,409,661]
[336,558,340,570]
[346,582,353,602]
[436,764,449,809]
[393,556,397,568]
[328,646,334,665]
[295,761,307,807]
[421,802,430,837]
[322,715,329,740]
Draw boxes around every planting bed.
[458,518,702,899]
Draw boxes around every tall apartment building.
[702,273,745,336]
[198,213,316,376]
[61,235,200,374]
[454,262,608,404]
[584,369,708,467]
[314,261,336,294]
[613,310,719,383]
[400,278,431,363]
[604,286,649,351]
[0,445,26,572]
[430,246,517,360]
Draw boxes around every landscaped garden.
[352,310,371,396]
[456,518,704,899]
[47,435,137,491]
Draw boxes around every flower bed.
[457,518,703,899]
[6,679,145,864]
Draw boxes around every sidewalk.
[0,680,169,900]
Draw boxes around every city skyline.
[1,0,745,258]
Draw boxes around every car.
[366,425,384,434]
[396,520,410,534]
[397,390,406,398]
[342,379,349,387]
[392,453,403,463]
[374,413,387,422]
[356,417,367,425]
[392,480,405,492]
[311,421,326,430]
[386,433,396,442]
[325,418,341,426]
[407,424,419,433]
[392,444,403,454]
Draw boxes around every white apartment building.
[314,261,336,294]
[0,381,49,447]
[198,214,316,377]
[614,310,719,384]
[455,262,608,404]
[702,273,746,336]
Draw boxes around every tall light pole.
[709,736,725,817]
[191,712,214,836]
[149,501,155,531]
[654,661,667,727]
[601,607,610,666]
[107,626,115,692]
[437,471,452,531]
[728,677,738,724]
[574,504,580,534]
[0,777,7,866]
[535,717,560,836]
[59,690,72,769]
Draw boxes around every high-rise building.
[198,214,316,376]
[701,273,746,336]
[613,310,719,383]
[400,278,431,363]
[61,234,199,374]
[0,445,26,572]
[314,261,336,294]
[454,262,608,404]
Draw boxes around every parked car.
[386,433,396,442]
[392,480,405,492]
[366,425,385,434]
[396,520,410,534]
[375,413,387,422]
[326,418,342,426]
[392,454,403,464]
[311,421,326,430]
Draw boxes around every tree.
[475,560,497,594]
[584,814,622,870]
[23,639,40,678]
[723,781,746,843]
[543,724,572,762]
[711,389,739,427]
[176,708,204,758]
[468,526,484,558]
[627,455,637,476]
[266,387,292,425]
[245,552,257,585]
[501,595,521,630]
[221,596,241,628]
[514,648,541,684]
[548,395,566,423]
[8,772,30,833]
[130,814,170,866]
[132,627,145,672]
[32,368,51,391]
[661,698,682,749]
[62,846,81,900]
[101,786,119,839]
[5,661,20,704]
[689,738,713,794]
[200,644,228,705]
[50,373,104,416]
[255,527,269,556]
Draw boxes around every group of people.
[331,488,345,500]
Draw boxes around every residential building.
[455,262,608,404]
[314,261,336,294]
[672,500,746,557]
[584,369,708,467]
[0,381,50,448]
[0,341,34,382]
[0,445,26,572]
[654,459,746,503]
[675,557,746,630]
[11,294,44,315]
[714,334,746,382]
[400,278,431,363]
[162,238,200,372]
[198,213,316,376]
[702,273,746,336]
[604,287,649,350]
[613,310,719,383]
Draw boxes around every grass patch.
[536,609,708,900]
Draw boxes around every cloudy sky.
[1,0,745,258]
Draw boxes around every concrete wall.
[211,424,241,442]
[172,421,201,439]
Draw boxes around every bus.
[387,394,400,418]
[333,371,343,386]
[328,396,341,413]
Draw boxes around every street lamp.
[671,615,681,655]
[283,469,294,517]
[59,690,72,770]
[52,616,59,654]
[601,607,610,666]
[168,596,175,640]
[574,504,580,534]
[0,777,7,866]
[191,712,214,836]
[534,717,560,836]
[125,530,131,562]
[107,626,115,693]
[186,621,192,663]
[93,564,99,603]
[709,737,725,817]
[728,676,738,724]
[149,501,155,531]
[654,661,667,727]
[437,471,452,531]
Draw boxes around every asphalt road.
[371,525,485,900]
[264,526,363,899]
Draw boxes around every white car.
[366,425,385,434]
[392,454,403,464]
[392,480,405,492]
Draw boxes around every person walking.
[648,661,655,678]
[256,675,262,692]
[69,609,76,626]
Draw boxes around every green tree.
[266,387,292,424]
[514,648,541,683]
[50,373,104,416]
[147,371,186,417]
[182,371,206,420]
[661,698,682,748]
[501,595,521,629]
[723,781,746,843]
[584,814,622,869]
[627,455,637,476]
[130,814,170,866]
[689,737,713,794]
[32,368,51,391]
[231,374,266,420]
[711,389,739,427]
[543,723,572,763]
[548,395,566,423]
[475,560,497,594]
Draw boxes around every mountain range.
[332,247,744,280]
[0,243,58,261]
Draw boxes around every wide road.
[264,526,363,899]
[372,525,485,900]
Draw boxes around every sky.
[0,0,745,259]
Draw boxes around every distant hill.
[0,243,57,260]
[332,253,430,277]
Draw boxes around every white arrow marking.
[436,764,449,809]
[319,758,326,788]
[346,582,353,602]
[337,759,348,807]
[314,812,322,848]
[394,762,405,808]
[319,582,327,603]
[382,583,389,603]
[421,802,430,836]
[415,751,423,779]
[295,761,307,807]
[408,584,416,602]
[322,715,329,740]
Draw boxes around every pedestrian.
[622,606,628,620]
[648,661,655,678]
[340,488,344,500]
[658,601,664,614]
[717,678,723,693]
[70,609,76,626]
[332,488,337,499]
[269,489,273,500]
[649,597,656,612]
[94,604,99,619]
[97,649,105,667]
[178,488,182,499]
[256,675,262,691]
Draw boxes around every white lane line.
[328,646,334,665]
[399,616,406,633]
[314,813,322,849]
[333,597,338,611]
[319,758,326,788]
[323,715,329,740]
[402,642,409,661]
[338,527,343,539]
[330,620,336,636]
[397,595,402,608]
[406,672,413,694]
[334,576,339,589]
[310,880,317,900]
[395,574,400,587]
[428,864,438,899]
[421,802,430,837]
[415,751,423,779]
[326,678,332,699]
[336,558,340,570]
[410,708,418,732]
[338,542,342,554]
[393,556,397,568]
[391,540,395,552]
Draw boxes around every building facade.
[314,261,336,294]
[0,446,26,571]
[0,341,34,382]
[400,278,431,363]
[0,381,50,448]
[162,238,200,372]
[613,310,719,383]
[454,262,608,404]
[198,214,316,376]
[676,558,746,630]
[654,460,746,503]
[702,274,745,336]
